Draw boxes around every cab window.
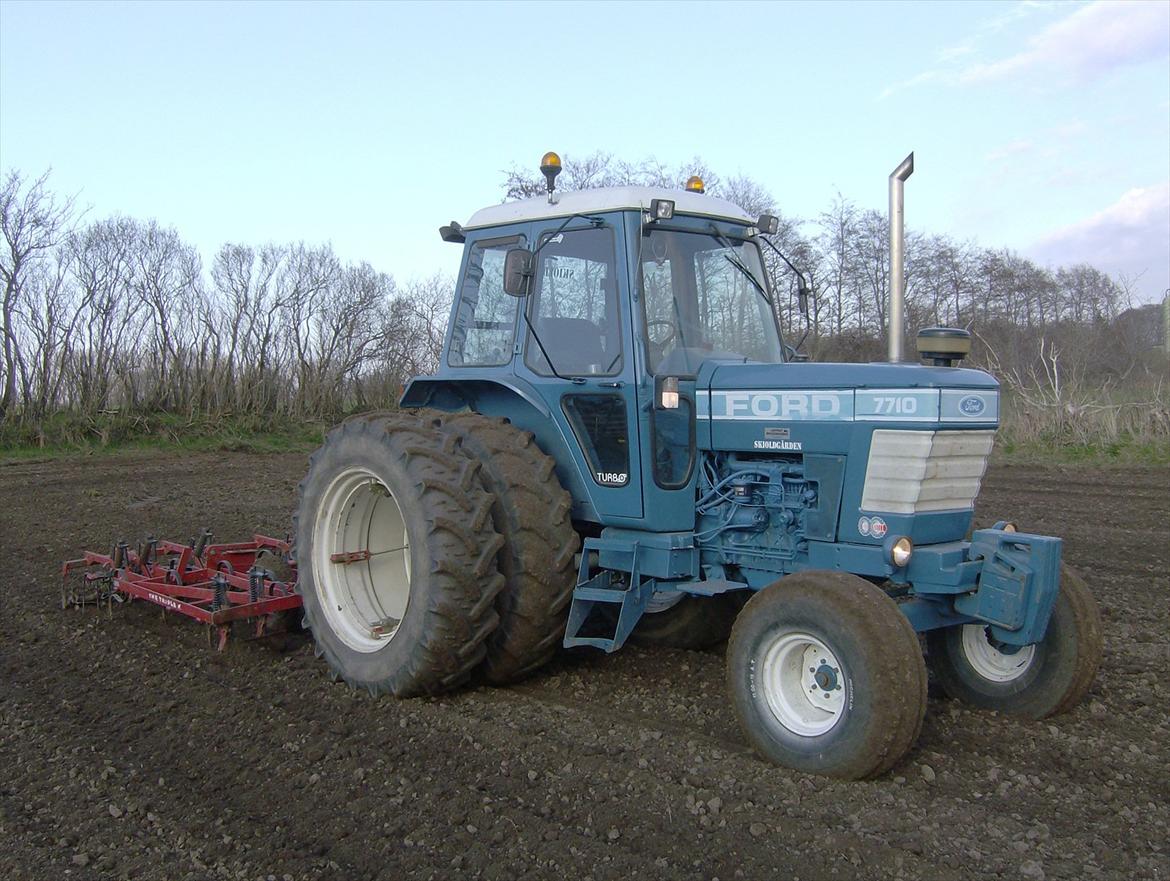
[525,226,622,376]
[639,229,782,374]
[448,237,522,367]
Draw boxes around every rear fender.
[399,376,600,522]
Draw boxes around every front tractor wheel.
[727,572,927,780]
[294,414,505,697]
[927,563,1102,718]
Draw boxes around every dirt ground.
[1,451,1167,881]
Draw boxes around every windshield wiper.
[709,225,773,308]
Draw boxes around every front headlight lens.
[891,536,913,568]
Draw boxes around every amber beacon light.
[540,152,562,202]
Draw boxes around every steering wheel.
[645,319,676,348]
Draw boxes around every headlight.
[890,536,913,568]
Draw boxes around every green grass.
[0,411,328,462]
[993,436,1170,467]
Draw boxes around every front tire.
[294,414,505,697]
[927,563,1102,718]
[727,572,927,780]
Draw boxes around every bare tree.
[1,170,76,418]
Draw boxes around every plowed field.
[2,452,1167,881]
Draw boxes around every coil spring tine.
[212,573,229,611]
[194,528,212,560]
[248,566,263,604]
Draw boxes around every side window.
[562,395,629,487]
[448,238,522,367]
[526,227,622,376]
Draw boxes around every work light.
[649,198,674,221]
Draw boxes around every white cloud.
[985,139,1036,163]
[961,0,1170,84]
[877,70,939,101]
[876,1,1059,100]
[1029,181,1170,301]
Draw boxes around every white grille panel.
[861,430,995,514]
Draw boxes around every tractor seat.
[536,317,607,375]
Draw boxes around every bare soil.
[1,451,1167,881]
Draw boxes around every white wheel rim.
[960,625,1037,682]
[313,467,411,653]
[760,630,847,737]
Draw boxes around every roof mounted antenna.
[540,152,562,204]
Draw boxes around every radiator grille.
[861,430,995,514]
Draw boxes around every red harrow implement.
[61,531,302,650]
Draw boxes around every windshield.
[639,228,784,373]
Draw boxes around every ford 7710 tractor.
[293,154,1102,779]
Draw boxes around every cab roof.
[464,186,754,230]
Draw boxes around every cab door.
[631,222,700,533]
[515,217,644,522]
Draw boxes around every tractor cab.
[406,171,796,528]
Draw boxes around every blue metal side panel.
[802,454,846,542]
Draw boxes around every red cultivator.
[61,531,302,650]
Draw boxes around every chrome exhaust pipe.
[888,152,914,362]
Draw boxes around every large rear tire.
[293,414,505,697]
[428,412,579,684]
[727,572,927,780]
[927,563,1102,718]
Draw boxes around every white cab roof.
[464,186,754,230]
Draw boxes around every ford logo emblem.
[959,395,986,416]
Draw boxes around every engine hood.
[694,359,999,430]
[700,360,998,392]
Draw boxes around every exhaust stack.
[888,152,914,362]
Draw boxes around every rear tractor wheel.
[631,590,745,650]
[927,563,1102,718]
[727,571,927,780]
[428,412,579,684]
[293,414,505,697]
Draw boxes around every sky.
[1,0,1168,303]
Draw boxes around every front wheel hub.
[760,631,848,737]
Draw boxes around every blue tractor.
[294,154,1102,779]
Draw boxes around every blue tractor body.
[402,189,1062,655]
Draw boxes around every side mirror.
[502,248,535,297]
[797,277,811,317]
